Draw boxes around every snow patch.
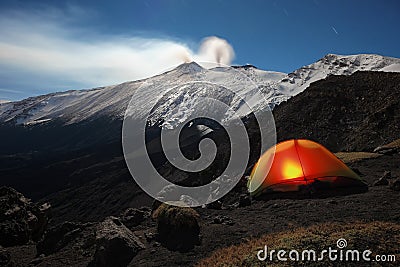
[380,63,400,73]
[24,118,52,126]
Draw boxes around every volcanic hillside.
[274,71,400,152]
[1,71,400,267]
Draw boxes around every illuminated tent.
[248,139,367,197]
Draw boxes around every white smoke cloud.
[196,36,235,65]
[0,7,235,100]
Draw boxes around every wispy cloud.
[283,8,289,17]
[0,5,234,100]
[0,88,24,94]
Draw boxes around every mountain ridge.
[1,53,399,128]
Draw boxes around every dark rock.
[29,254,45,265]
[0,187,51,247]
[206,200,222,210]
[89,216,145,267]
[374,177,389,186]
[212,215,234,226]
[0,248,14,267]
[232,176,249,192]
[37,221,93,255]
[238,194,251,207]
[144,232,155,241]
[389,178,400,191]
[120,208,149,228]
[352,168,364,176]
[229,202,240,209]
[153,204,200,251]
[212,216,223,224]
[32,203,51,241]
[374,171,391,186]
[382,171,392,179]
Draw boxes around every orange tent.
[248,139,367,197]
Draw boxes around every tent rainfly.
[248,139,367,197]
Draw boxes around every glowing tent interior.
[247,139,367,197]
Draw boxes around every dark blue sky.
[0,0,399,100]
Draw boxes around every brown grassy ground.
[196,221,400,267]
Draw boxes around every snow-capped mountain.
[0,62,287,127]
[0,54,399,127]
[276,54,400,95]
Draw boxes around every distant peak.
[321,54,339,61]
[174,61,204,73]
[322,53,388,61]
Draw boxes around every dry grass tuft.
[382,139,400,149]
[335,152,382,163]
[152,203,199,222]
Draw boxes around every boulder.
[36,221,93,255]
[38,217,144,267]
[153,204,200,251]
[0,187,50,247]
[89,216,145,267]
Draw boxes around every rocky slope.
[0,187,50,247]
[274,71,400,151]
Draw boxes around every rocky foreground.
[1,145,399,266]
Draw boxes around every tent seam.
[294,139,307,182]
